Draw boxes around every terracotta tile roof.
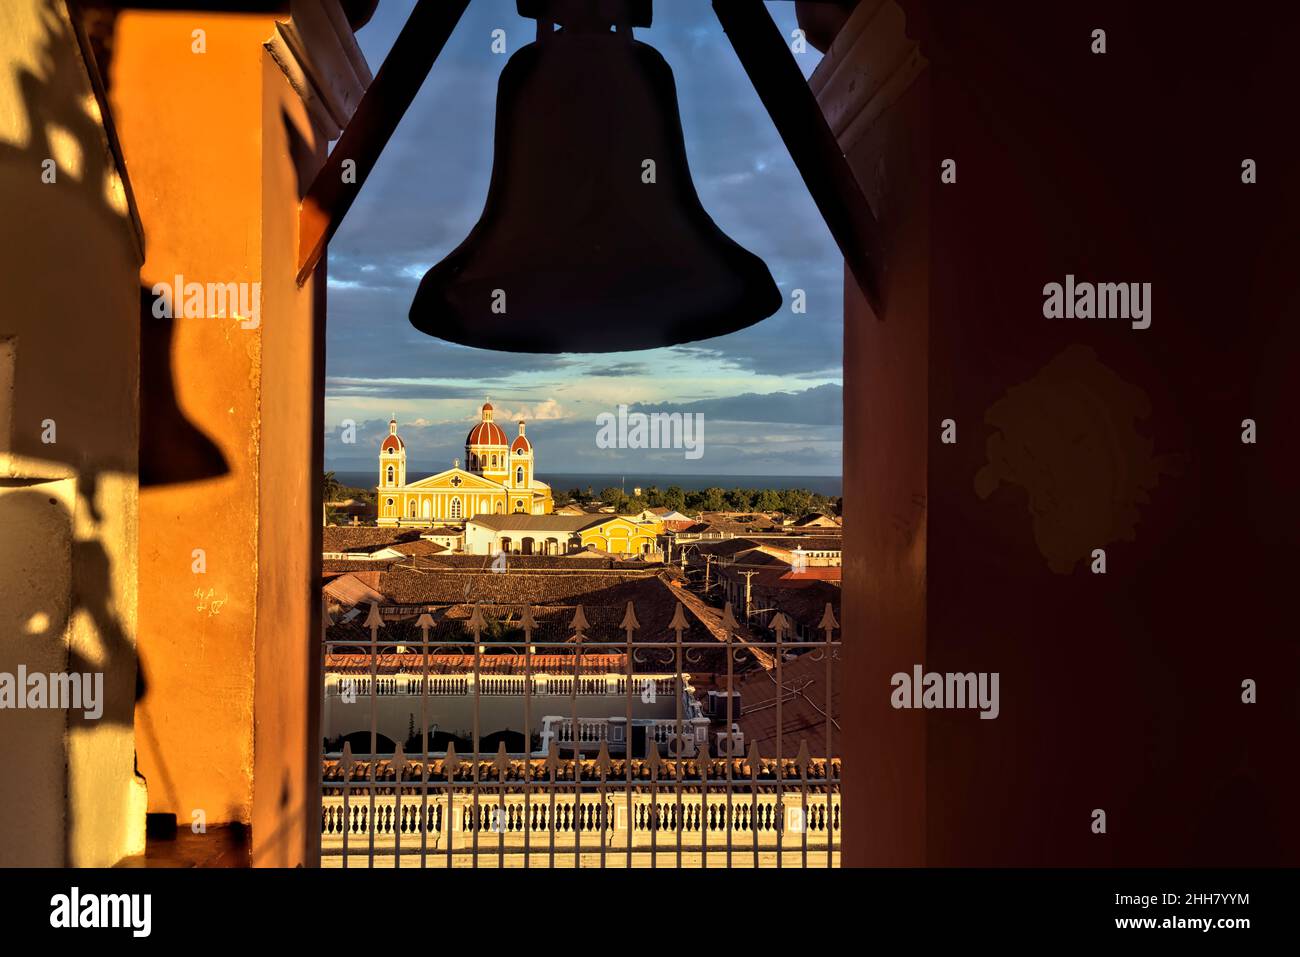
[322,575,748,673]
[389,539,449,557]
[323,526,422,552]
[681,522,754,535]
[782,567,842,582]
[466,514,597,533]
[698,512,774,525]
[326,653,627,675]
[772,536,842,551]
[733,652,840,759]
[726,548,790,567]
[792,512,841,527]
[659,577,775,670]
[323,754,840,786]
[680,538,768,558]
[323,558,401,573]
[686,534,840,556]
[766,580,841,624]
[415,554,624,570]
[324,572,386,607]
[374,568,674,609]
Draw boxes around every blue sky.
[326,0,843,476]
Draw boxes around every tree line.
[554,484,840,518]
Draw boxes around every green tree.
[600,487,629,512]
[323,470,342,502]
[725,488,754,511]
[698,486,726,512]
[663,485,686,512]
[780,488,814,516]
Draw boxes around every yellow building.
[578,515,665,555]
[377,401,553,526]
[465,513,665,556]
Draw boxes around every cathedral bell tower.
[510,420,533,489]
[379,415,406,489]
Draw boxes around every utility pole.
[739,570,759,623]
[704,554,713,594]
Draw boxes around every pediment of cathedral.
[405,468,503,492]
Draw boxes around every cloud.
[330,1,842,469]
[487,398,567,422]
[629,384,841,425]
[326,386,842,476]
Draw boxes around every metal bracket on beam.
[713,0,885,315]
[297,0,470,286]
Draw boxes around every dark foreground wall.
[837,0,1300,865]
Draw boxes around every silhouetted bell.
[410,1,781,353]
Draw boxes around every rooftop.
[466,513,599,533]
[326,652,627,675]
[323,525,422,552]
[733,651,840,760]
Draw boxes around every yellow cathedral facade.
[377,401,554,527]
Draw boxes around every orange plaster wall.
[251,52,326,867]
[113,10,328,865]
[113,12,273,831]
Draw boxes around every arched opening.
[314,1,849,869]
[386,464,394,484]
[480,729,526,754]
[428,730,471,754]
[338,731,396,756]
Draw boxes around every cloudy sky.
[326,0,843,476]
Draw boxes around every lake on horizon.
[331,471,842,498]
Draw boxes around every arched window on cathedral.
[469,454,477,470]
[516,466,524,485]
[408,499,417,518]
[450,497,462,520]
[386,465,394,484]
[491,454,498,468]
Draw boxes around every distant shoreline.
[330,470,842,497]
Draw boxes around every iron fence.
[319,598,840,868]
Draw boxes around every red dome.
[466,421,507,446]
[481,401,494,412]
[381,433,404,452]
[511,434,531,453]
